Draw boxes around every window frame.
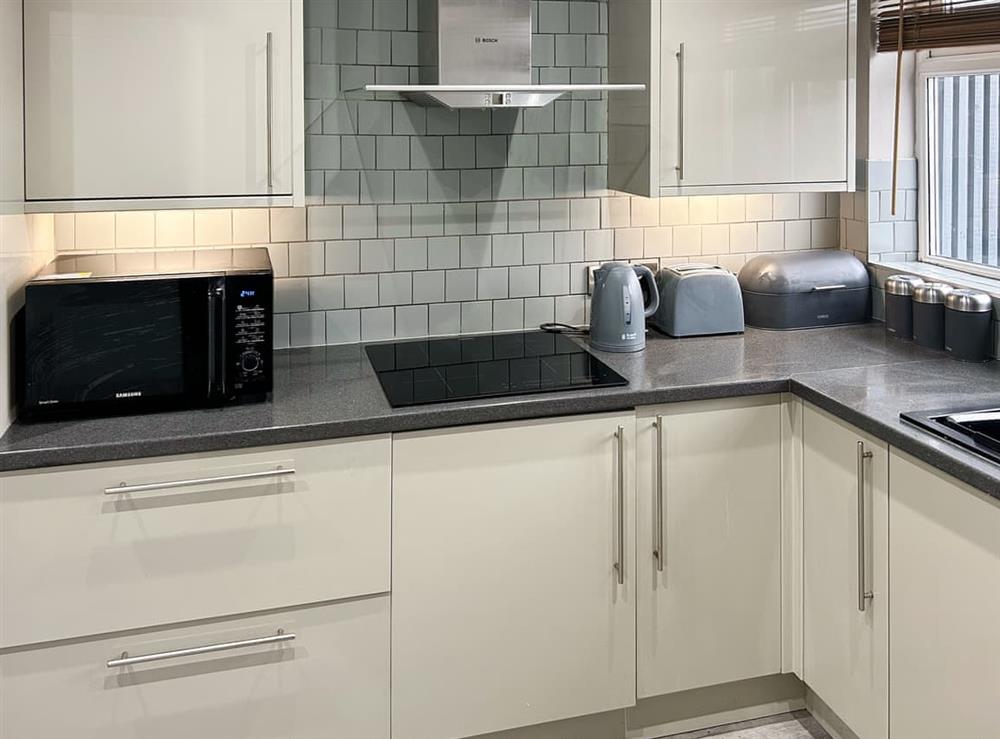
[916,46,1000,280]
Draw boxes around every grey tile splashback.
[49,0,841,348]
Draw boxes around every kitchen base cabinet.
[0,596,389,739]
[890,450,1000,739]
[802,405,888,739]
[391,414,636,739]
[636,397,782,698]
[0,436,391,648]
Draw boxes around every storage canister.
[912,282,953,350]
[944,289,993,362]
[884,275,925,339]
[737,251,870,330]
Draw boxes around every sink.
[902,408,1000,464]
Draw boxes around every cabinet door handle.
[675,43,685,181]
[653,416,665,572]
[105,465,294,496]
[614,425,625,585]
[857,441,874,612]
[265,31,274,191]
[107,629,294,668]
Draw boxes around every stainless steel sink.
[902,408,1000,464]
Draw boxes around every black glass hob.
[366,332,628,408]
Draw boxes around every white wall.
[1,0,53,433]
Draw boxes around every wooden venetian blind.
[873,0,1000,52]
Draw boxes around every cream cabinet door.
[24,0,295,202]
[0,596,389,739]
[802,405,888,739]
[636,396,782,698]
[0,436,390,648]
[889,450,1000,739]
[658,0,850,190]
[391,414,637,739]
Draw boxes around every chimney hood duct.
[363,0,644,109]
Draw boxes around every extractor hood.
[363,0,644,109]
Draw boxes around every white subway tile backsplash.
[233,209,271,244]
[115,211,155,248]
[275,277,310,313]
[773,194,800,221]
[360,238,394,272]
[326,309,361,344]
[73,212,114,249]
[460,301,492,333]
[413,270,445,303]
[785,220,812,250]
[584,229,613,261]
[523,231,555,264]
[509,265,541,298]
[477,267,509,300]
[730,223,757,253]
[673,225,702,256]
[361,307,394,341]
[701,224,729,255]
[746,194,773,222]
[689,196,718,225]
[155,210,194,247]
[270,207,307,242]
[717,195,746,224]
[290,311,327,347]
[345,273,379,308]
[429,302,461,335]
[289,241,326,276]
[309,275,346,310]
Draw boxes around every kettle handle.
[633,264,660,318]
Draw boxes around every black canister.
[884,275,925,339]
[912,282,953,350]
[944,289,993,362]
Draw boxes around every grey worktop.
[3,323,1000,499]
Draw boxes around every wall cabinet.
[391,414,636,739]
[0,596,389,739]
[609,0,855,196]
[889,450,1000,739]
[802,405,888,739]
[23,0,304,210]
[635,397,782,698]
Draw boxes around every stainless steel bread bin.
[738,251,870,330]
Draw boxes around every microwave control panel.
[226,275,273,396]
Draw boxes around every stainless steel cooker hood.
[364,0,644,109]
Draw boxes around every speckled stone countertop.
[3,323,1000,499]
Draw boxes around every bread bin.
[912,282,952,350]
[649,263,744,337]
[738,251,870,329]
[945,289,993,362]
[884,275,925,339]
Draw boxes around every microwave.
[17,248,273,421]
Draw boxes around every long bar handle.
[857,441,874,612]
[675,43,685,180]
[105,466,294,496]
[653,416,664,572]
[265,31,274,191]
[108,629,294,668]
[614,425,625,586]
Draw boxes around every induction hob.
[366,331,628,408]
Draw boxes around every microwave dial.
[240,349,263,374]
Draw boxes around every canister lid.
[885,274,925,296]
[945,289,993,313]
[912,282,953,304]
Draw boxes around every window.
[917,49,1000,277]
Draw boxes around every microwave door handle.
[206,282,225,398]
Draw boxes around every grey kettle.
[590,262,659,352]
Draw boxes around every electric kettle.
[590,262,659,352]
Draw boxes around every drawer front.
[0,437,390,647]
[0,596,389,739]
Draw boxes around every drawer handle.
[104,465,295,496]
[107,629,295,668]
[654,416,665,573]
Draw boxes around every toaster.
[649,263,745,337]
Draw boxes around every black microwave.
[16,248,273,421]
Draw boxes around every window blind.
[873,0,1000,52]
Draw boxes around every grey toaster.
[650,263,745,337]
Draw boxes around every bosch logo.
[475,36,498,43]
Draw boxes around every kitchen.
[0,1,998,738]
